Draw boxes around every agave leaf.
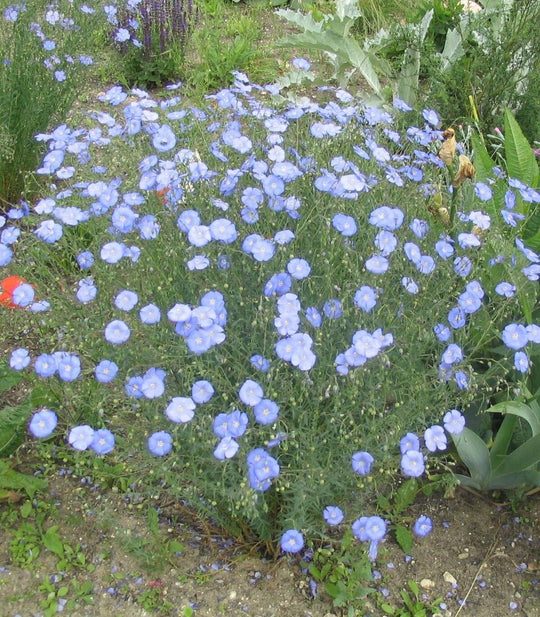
[451,427,492,489]
[489,413,517,468]
[485,469,540,490]
[396,10,433,107]
[454,473,482,490]
[490,432,540,479]
[487,400,540,436]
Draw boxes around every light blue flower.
[104,320,131,345]
[502,323,528,350]
[148,431,173,456]
[351,451,374,475]
[152,124,176,152]
[91,429,115,454]
[323,506,344,526]
[280,529,304,553]
[443,410,465,435]
[413,516,432,537]
[68,425,94,451]
[29,409,58,438]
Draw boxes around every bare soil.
[1,474,538,617]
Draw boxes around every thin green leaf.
[454,473,482,490]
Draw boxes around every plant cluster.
[0,0,103,207]
[110,0,197,88]
[275,0,540,143]
[2,66,540,557]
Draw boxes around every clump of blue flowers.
[3,71,539,555]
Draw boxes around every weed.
[379,579,443,616]
[303,530,374,611]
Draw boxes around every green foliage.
[471,110,540,252]
[0,360,39,456]
[0,460,48,497]
[423,0,540,141]
[118,40,187,89]
[189,23,258,93]
[39,577,94,617]
[412,0,464,52]
[116,506,185,573]
[452,394,540,491]
[380,579,443,617]
[275,0,384,98]
[0,0,101,207]
[303,530,373,610]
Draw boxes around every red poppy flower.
[0,276,29,308]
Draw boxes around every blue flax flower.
[514,351,529,373]
[95,360,118,383]
[354,286,377,312]
[254,399,279,425]
[250,354,271,372]
[424,425,447,452]
[68,425,94,451]
[332,213,357,236]
[401,450,425,477]
[351,451,374,475]
[148,431,173,456]
[365,254,389,274]
[191,380,214,404]
[29,409,57,438]
[91,429,115,455]
[366,516,387,561]
[214,437,239,460]
[323,299,342,319]
[281,529,304,553]
[34,354,57,378]
[56,353,81,382]
[413,516,433,537]
[239,379,264,406]
[287,258,311,280]
[502,324,528,350]
[351,516,369,541]
[400,432,420,454]
[443,410,465,435]
[323,506,344,526]
[104,320,131,344]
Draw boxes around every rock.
[420,578,435,589]
[443,571,457,585]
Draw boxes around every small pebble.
[420,579,435,589]
[443,572,457,585]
